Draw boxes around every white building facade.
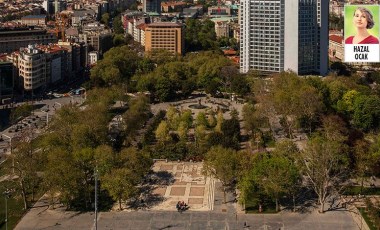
[18,45,46,91]
[239,0,328,75]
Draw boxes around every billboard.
[344,5,380,62]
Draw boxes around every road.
[0,96,85,158]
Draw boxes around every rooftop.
[147,22,183,28]
[329,35,343,44]
[21,15,46,19]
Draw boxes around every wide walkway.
[15,205,358,230]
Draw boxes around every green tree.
[180,110,193,128]
[195,124,207,147]
[101,147,151,210]
[185,19,217,51]
[178,121,189,142]
[123,95,151,143]
[336,90,360,114]
[249,153,300,212]
[203,146,238,203]
[101,13,110,26]
[102,168,138,210]
[155,77,175,102]
[155,121,171,143]
[10,104,33,124]
[352,95,380,131]
[353,140,374,193]
[113,34,125,46]
[196,112,209,127]
[113,15,124,34]
[166,106,180,129]
[221,117,240,149]
[11,139,41,210]
[90,46,142,85]
[215,111,224,133]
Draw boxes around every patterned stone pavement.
[149,161,215,211]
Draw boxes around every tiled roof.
[329,35,343,44]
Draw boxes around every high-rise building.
[145,22,184,55]
[0,62,14,104]
[143,0,161,14]
[239,0,328,75]
[43,0,67,15]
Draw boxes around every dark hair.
[355,7,375,29]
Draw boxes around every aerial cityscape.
[0,0,380,229]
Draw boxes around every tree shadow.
[280,187,318,214]
[149,171,175,186]
[128,171,174,210]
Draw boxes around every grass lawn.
[343,186,380,196]
[358,208,379,230]
[0,160,12,177]
[0,181,26,230]
[0,159,44,230]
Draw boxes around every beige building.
[145,22,184,55]
[208,6,231,16]
[20,15,47,26]
[329,34,343,62]
[18,45,47,91]
[215,21,230,38]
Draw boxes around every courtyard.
[139,161,215,212]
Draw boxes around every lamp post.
[42,110,49,126]
[3,188,12,230]
[94,167,98,230]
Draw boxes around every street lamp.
[3,188,12,230]
[41,110,49,126]
[94,167,98,230]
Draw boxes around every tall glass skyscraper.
[239,0,328,75]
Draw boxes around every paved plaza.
[147,161,215,211]
[15,161,361,230]
[15,206,359,230]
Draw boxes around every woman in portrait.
[345,7,379,44]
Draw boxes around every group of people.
[176,201,188,212]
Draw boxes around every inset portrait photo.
[345,5,379,44]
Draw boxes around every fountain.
[188,99,209,109]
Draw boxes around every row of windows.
[20,71,44,77]
[151,40,176,43]
[24,77,44,83]
[249,66,281,72]
[0,35,54,41]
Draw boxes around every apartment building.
[0,62,14,104]
[329,34,344,62]
[0,28,58,54]
[145,22,184,55]
[20,15,47,27]
[78,23,112,55]
[239,0,328,75]
[18,45,47,91]
[215,21,230,38]
[208,6,231,16]
[88,51,99,65]
[143,0,161,13]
